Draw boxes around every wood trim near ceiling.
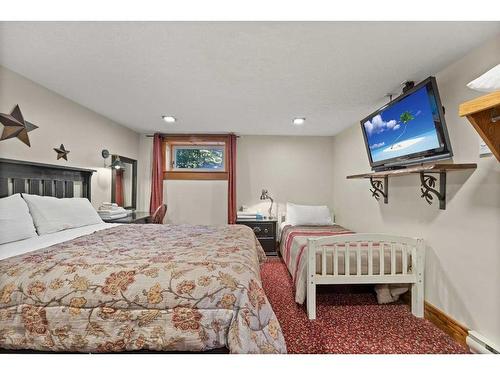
[163,135,229,143]
[400,292,469,347]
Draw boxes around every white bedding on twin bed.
[0,222,120,261]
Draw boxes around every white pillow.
[22,194,103,235]
[467,64,500,93]
[286,202,333,226]
[0,194,38,245]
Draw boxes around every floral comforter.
[0,224,286,353]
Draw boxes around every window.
[172,145,225,171]
[162,135,229,180]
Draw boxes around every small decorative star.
[0,104,39,147]
[54,144,70,161]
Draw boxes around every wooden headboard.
[0,158,96,200]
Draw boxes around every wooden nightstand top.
[102,211,151,224]
[235,218,278,223]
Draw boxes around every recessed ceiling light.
[162,115,176,123]
[292,117,306,126]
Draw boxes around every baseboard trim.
[401,292,468,347]
[424,301,468,347]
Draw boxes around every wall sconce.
[260,189,274,219]
[101,149,125,170]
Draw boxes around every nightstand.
[236,218,278,256]
[101,211,151,224]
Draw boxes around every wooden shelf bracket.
[369,176,388,204]
[419,171,446,210]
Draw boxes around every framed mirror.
[111,155,137,209]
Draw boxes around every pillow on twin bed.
[286,202,333,226]
[0,194,38,245]
[22,194,103,235]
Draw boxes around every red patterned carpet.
[260,258,468,354]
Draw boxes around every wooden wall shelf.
[459,91,500,162]
[346,163,477,210]
[346,163,477,179]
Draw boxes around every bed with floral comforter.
[0,224,286,353]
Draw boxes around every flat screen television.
[360,77,453,171]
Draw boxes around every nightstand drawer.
[246,222,275,238]
[236,219,277,256]
[258,238,277,255]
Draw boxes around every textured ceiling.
[0,22,498,135]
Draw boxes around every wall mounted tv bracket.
[401,80,415,93]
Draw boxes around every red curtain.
[227,133,237,224]
[149,133,164,215]
[115,169,124,207]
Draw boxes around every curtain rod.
[145,133,239,138]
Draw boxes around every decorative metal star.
[0,104,38,147]
[54,144,70,161]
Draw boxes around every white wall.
[331,36,500,344]
[165,180,228,225]
[237,135,335,218]
[0,66,140,207]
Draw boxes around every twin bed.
[0,159,425,354]
[279,223,424,320]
